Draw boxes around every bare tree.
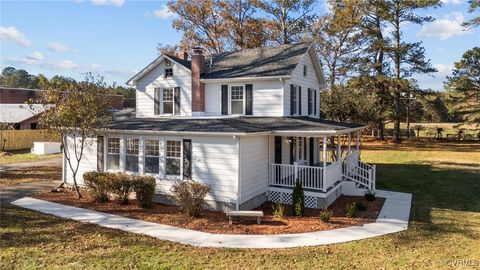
[33,73,112,197]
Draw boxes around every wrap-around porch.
[269,131,376,194]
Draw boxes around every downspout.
[236,135,241,211]
[280,78,286,115]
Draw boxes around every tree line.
[163,0,479,142]
[0,67,136,98]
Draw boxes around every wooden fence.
[0,130,61,151]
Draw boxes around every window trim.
[303,65,307,77]
[125,138,140,173]
[164,67,173,78]
[144,139,160,175]
[106,137,121,172]
[165,139,183,177]
[161,88,175,115]
[229,84,245,115]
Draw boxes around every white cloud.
[153,5,176,19]
[91,0,124,6]
[434,63,454,77]
[0,26,32,46]
[26,51,44,61]
[441,0,462,4]
[417,12,472,40]
[47,41,75,53]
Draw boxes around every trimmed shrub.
[345,202,357,218]
[107,173,133,205]
[83,171,109,202]
[356,201,367,211]
[364,190,376,201]
[291,179,305,217]
[319,209,333,223]
[132,176,156,209]
[170,181,211,218]
[272,203,285,219]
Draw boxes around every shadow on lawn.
[0,205,152,250]
[375,162,480,239]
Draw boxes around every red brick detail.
[191,48,205,112]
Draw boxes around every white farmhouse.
[63,42,376,211]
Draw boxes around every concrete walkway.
[11,190,412,249]
[0,157,62,172]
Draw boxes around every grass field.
[1,140,479,269]
[0,152,62,164]
[384,122,479,137]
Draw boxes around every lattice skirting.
[268,190,318,209]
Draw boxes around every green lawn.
[1,141,479,269]
[0,152,62,164]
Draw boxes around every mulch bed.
[33,190,385,235]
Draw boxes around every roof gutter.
[200,75,291,83]
[99,129,272,137]
[272,126,366,136]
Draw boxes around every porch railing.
[270,163,326,191]
[342,159,376,190]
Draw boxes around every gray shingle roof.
[105,109,363,134]
[166,54,191,70]
[202,42,312,79]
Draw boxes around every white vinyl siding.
[284,51,321,117]
[239,135,269,204]
[205,80,284,116]
[135,60,191,117]
[71,133,240,204]
[64,134,98,186]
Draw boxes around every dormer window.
[303,65,307,77]
[165,68,173,78]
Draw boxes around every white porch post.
[337,135,341,161]
[322,136,327,191]
[356,131,360,152]
[348,132,351,154]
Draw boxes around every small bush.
[107,173,133,205]
[83,171,109,202]
[364,190,376,201]
[356,201,367,211]
[345,202,357,218]
[292,179,305,216]
[132,176,156,208]
[171,181,211,218]
[319,209,333,223]
[272,203,285,219]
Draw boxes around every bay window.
[230,85,244,114]
[125,138,139,172]
[166,140,181,176]
[145,139,160,174]
[107,138,120,170]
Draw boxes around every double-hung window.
[107,138,120,170]
[162,88,174,114]
[230,85,244,115]
[145,140,160,174]
[125,138,139,172]
[166,140,181,176]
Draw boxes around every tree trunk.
[378,121,385,141]
[72,172,82,198]
[393,15,402,144]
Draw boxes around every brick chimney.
[191,47,205,113]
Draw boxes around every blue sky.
[1,0,479,90]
